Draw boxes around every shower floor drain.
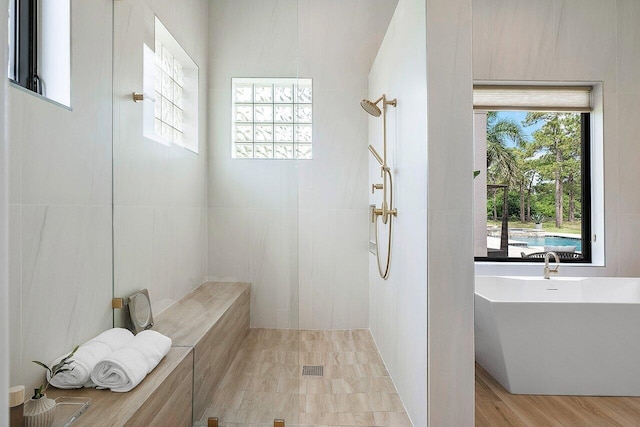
[302,365,324,377]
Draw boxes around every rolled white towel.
[90,330,172,392]
[48,328,134,389]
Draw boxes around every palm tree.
[486,111,527,219]
[486,111,527,183]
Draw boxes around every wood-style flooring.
[199,329,412,427]
[476,363,640,427]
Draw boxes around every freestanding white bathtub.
[475,276,640,396]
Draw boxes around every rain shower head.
[361,99,382,117]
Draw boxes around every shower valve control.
[371,183,383,193]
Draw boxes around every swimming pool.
[513,236,582,252]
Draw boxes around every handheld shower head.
[361,99,382,117]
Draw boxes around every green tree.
[486,111,527,220]
[523,113,581,228]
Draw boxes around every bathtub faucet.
[544,251,560,279]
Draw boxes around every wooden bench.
[154,282,250,420]
[49,282,250,426]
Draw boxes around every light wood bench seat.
[49,282,250,426]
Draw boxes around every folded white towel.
[90,330,172,392]
[48,328,134,389]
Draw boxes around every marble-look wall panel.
[368,1,429,425]
[8,0,114,392]
[249,208,300,328]
[114,206,208,326]
[8,91,21,205]
[617,95,640,214]
[208,208,252,282]
[1,0,8,415]
[617,0,640,94]
[617,214,640,277]
[7,205,21,386]
[298,208,369,330]
[19,206,113,390]
[473,0,640,278]
[554,0,617,90]
[112,0,209,324]
[17,0,113,207]
[426,0,475,425]
[472,0,562,81]
[208,0,397,330]
[296,88,369,211]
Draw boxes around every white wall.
[425,0,475,425]
[8,0,113,392]
[367,1,428,425]
[208,0,397,329]
[368,1,475,425]
[474,0,640,278]
[1,0,10,423]
[112,0,209,324]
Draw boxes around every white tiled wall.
[473,0,640,277]
[112,0,209,324]
[7,0,114,392]
[367,1,429,425]
[1,0,9,420]
[368,1,475,425]
[426,0,475,425]
[207,0,397,330]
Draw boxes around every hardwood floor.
[476,363,640,427]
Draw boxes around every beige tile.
[270,393,300,413]
[368,377,397,393]
[330,378,356,394]
[255,362,283,378]
[246,377,279,392]
[373,411,413,427]
[305,378,333,394]
[330,330,354,341]
[226,409,272,423]
[201,406,236,422]
[306,393,339,413]
[210,390,245,410]
[351,329,374,341]
[218,373,251,392]
[362,363,389,377]
[277,378,305,394]
[300,411,341,425]
[239,391,274,411]
[298,394,306,413]
[368,392,405,412]
[206,328,411,426]
[337,411,377,426]
[364,350,384,365]
[280,363,299,378]
[299,351,324,365]
[336,393,371,413]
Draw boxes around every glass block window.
[143,17,199,153]
[154,40,184,145]
[232,78,313,159]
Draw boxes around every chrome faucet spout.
[544,251,560,279]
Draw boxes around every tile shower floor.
[198,329,413,427]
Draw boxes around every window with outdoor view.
[473,86,592,262]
